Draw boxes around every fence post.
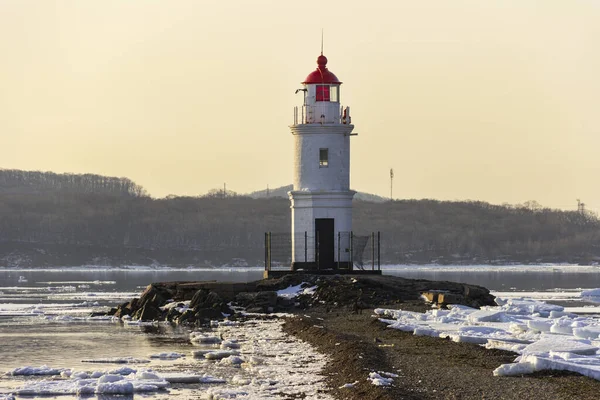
[316,231,319,270]
[350,231,354,271]
[304,231,307,263]
[337,232,341,269]
[377,231,381,271]
[264,232,268,271]
[371,232,375,271]
[268,232,272,271]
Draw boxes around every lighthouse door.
[315,218,335,269]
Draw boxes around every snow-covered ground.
[376,289,600,380]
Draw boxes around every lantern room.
[294,54,351,125]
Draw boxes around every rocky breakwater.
[106,274,497,325]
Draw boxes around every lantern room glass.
[315,85,339,103]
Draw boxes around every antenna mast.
[577,199,586,214]
[390,168,394,201]
[321,29,324,55]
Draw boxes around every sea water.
[0,268,331,400]
[2,265,600,399]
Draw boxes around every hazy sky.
[1,1,599,211]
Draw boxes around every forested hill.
[0,169,599,267]
[0,169,146,197]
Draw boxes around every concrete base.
[264,268,382,279]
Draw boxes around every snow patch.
[277,283,317,299]
[368,372,394,386]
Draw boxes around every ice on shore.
[204,350,241,360]
[277,283,317,299]
[368,372,394,386]
[14,372,170,396]
[159,373,225,384]
[81,357,150,364]
[376,291,600,380]
[7,366,67,376]
[10,368,229,396]
[202,319,333,399]
[149,352,185,359]
[190,332,222,344]
[3,318,332,399]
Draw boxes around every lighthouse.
[289,53,355,270]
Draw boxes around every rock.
[113,300,136,318]
[235,291,278,309]
[165,308,182,322]
[189,289,225,309]
[438,293,466,306]
[177,309,196,325]
[106,307,118,316]
[421,291,441,303]
[463,284,488,299]
[138,285,169,310]
[195,308,224,322]
[189,289,210,309]
[246,306,266,314]
[134,304,162,321]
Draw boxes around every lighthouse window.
[330,86,339,102]
[316,85,330,102]
[319,148,329,167]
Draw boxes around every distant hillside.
[0,169,147,197]
[248,184,388,202]
[1,169,599,267]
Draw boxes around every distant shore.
[1,240,598,269]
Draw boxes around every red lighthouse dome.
[302,54,341,84]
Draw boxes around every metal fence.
[265,231,380,272]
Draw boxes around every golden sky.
[1,1,599,211]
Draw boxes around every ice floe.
[7,367,229,397]
[376,292,600,380]
[159,373,225,384]
[149,352,185,359]
[190,332,222,344]
[7,365,66,376]
[14,371,171,396]
[81,357,150,364]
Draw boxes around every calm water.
[2,265,600,398]
[384,267,600,291]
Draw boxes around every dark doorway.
[315,218,335,269]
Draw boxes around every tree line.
[0,169,599,265]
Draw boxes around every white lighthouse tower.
[289,53,355,270]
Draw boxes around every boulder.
[133,304,163,321]
[113,300,137,318]
[189,289,210,309]
[235,291,278,309]
[138,285,170,310]
[195,307,225,322]
[177,309,196,325]
[165,307,182,322]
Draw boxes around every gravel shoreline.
[283,303,600,400]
